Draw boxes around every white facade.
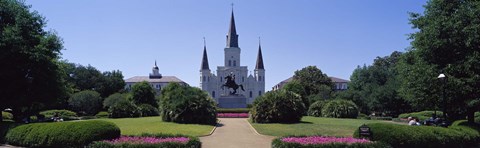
[125,62,188,94]
[200,10,265,104]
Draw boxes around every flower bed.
[282,136,371,145]
[272,136,390,148]
[217,113,249,118]
[103,136,189,144]
[89,134,201,148]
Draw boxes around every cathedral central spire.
[201,37,210,70]
[226,9,239,48]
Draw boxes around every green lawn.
[251,116,397,137]
[95,116,215,136]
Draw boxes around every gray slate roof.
[329,77,350,83]
[125,76,185,83]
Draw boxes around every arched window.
[258,91,262,96]
[249,91,252,98]
[242,77,245,82]
[228,60,231,66]
[258,76,262,81]
[203,76,206,82]
[212,91,216,98]
[220,77,223,82]
[233,60,236,66]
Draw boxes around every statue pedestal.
[218,95,247,108]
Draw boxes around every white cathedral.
[200,10,265,104]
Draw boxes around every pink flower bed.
[103,136,189,144]
[217,113,249,118]
[281,136,371,145]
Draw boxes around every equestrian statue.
[221,73,245,95]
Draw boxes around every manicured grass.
[251,116,396,137]
[95,116,214,137]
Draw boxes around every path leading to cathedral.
[200,118,274,148]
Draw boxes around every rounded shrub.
[307,100,327,117]
[398,110,443,121]
[95,111,109,118]
[103,93,129,109]
[138,104,159,117]
[251,90,306,123]
[108,100,141,118]
[160,83,217,125]
[68,90,103,115]
[2,112,13,120]
[321,99,358,118]
[6,120,120,147]
[353,122,480,148]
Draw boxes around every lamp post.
[437,73,447,120]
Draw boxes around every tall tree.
[405,0,480,122]
[346,51,410,116]
[97,70,125,98]
[0,0,66,122]
[131,81,157,108]
[71,64,103,91]
[287,66,333,107]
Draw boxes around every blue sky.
[28,0,427,89]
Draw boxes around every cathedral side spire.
[255,38,264,70]
[226,8,239,48]
[201,37,210,70]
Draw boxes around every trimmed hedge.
[352,121,480,148]
[6,120,120,147]
[2,111,13,120]
[398,111,443,121]
[89,133,201,148]
[217,108,250,113]
[272,136,391,148]
[0,121,18,144]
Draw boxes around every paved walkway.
[200,118,275,148]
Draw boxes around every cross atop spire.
[226,6,239,48]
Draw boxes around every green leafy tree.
[131,81,157,108]
[345,51,410,117]
[0,0,67,122]
[68,90,102,115]
[404,0,480,122]
[70,64,103,91]
[97,70,125,98]
[286,66,333,107]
